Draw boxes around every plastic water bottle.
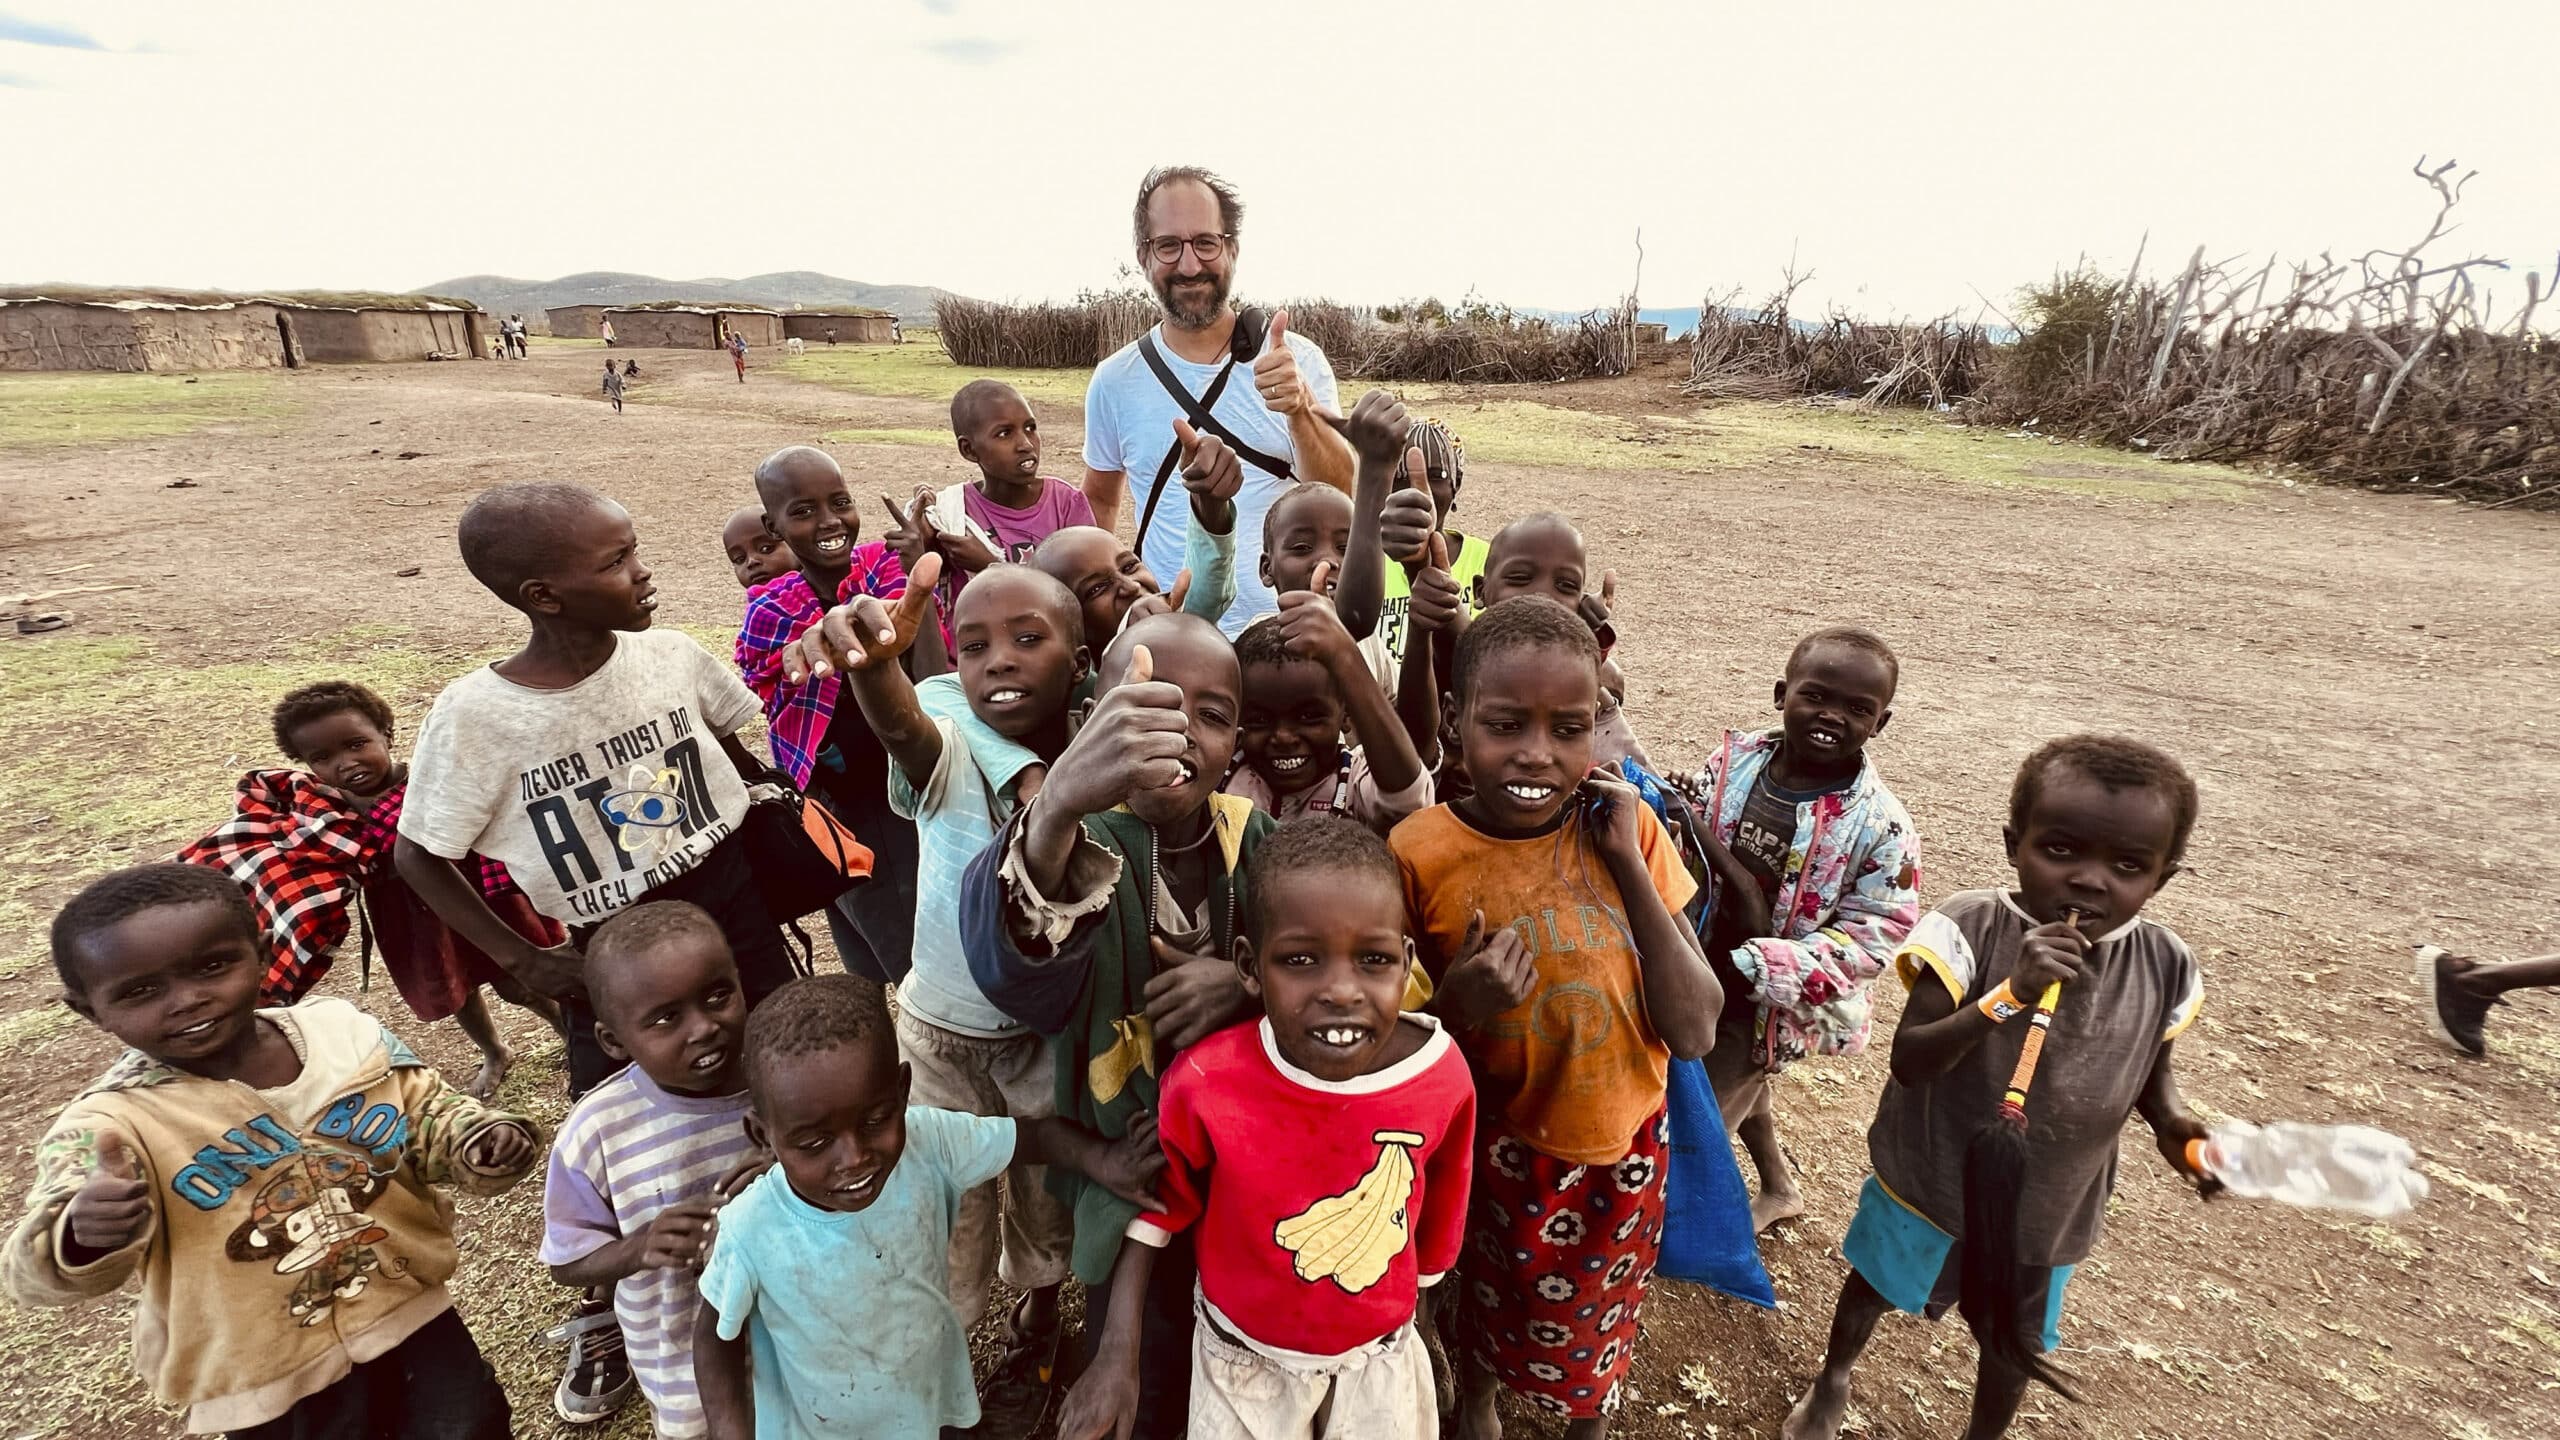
[2190,1121,2430,1218]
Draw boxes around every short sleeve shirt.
[696,1107,1017,1440]
[539,1067,758,1439]
[957,478,1098,564]
[1083,324,1341,634]
[1390,804,1699,1164]
[397,630,761,926]
[1871,889,2204,1266]
[891,675,1042,1037]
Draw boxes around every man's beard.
[1153,270,1230,331]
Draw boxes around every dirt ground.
[1,342,2555,1440]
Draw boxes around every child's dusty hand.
[1408,534,1463,636]
[2012,921,2088,1000]
[1275,567,1359,673]
[1577,569,1617,639]
[515,941,587,1002]
[1581,771,1646,864]
[1055,1358,1140,1440]
[463,1121,537,1174]
[1437,910,1537,1033]
[1124,570,1194,628]
[1091,1111,1168,1213]
[716,1152,773,1201]
[1321,387,1411,466]
[1039,645,1191,819]
[879,491,937,570]
[2148,1110,2225,1198]
[932,508,1000,575]
[1380,443,1438,563]
[1174,420,1242,526]
[638,1198,720,1272]
[63,1132,152,1257]
[785,554,945,681]
[1144,938,1251,1053]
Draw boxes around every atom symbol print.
[600,762,689,867]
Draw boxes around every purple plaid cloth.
[734,544,907,786]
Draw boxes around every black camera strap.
[1132,330,1294,552]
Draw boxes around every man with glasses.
[1081,165,1355,635]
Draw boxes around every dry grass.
[0,372,291,449]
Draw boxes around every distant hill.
[414,271,953,325]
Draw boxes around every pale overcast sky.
[3,1,2553,322]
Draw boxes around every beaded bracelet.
[1977,979,2028,1022]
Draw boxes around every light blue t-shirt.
[1083,323,1340,635]
[892,675,1040,1037]
[698,1106,1018,1440]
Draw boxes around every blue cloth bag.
[1614,757,1775,1307]
[1659,1056,1778,1308]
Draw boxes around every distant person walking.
[1078,164,1354,634]
[601,315,617,347]
[602,357,625,413]
[729,330,748,383]
[890,319,904,344]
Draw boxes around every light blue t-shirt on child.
[892,674,1041,1038]
[698,1106,1018,1440]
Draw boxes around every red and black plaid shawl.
[176,770,532,1005]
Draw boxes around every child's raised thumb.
[1129,644,1153,685]
[1171,416,1200,453]
[1460,908,1485,954]
[1426,531,1450,569]
[95,1131,138,1180]
[1166,569,1192,609]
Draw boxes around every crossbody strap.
[1132,331,1295,551]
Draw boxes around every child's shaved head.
[1476,511,1593,614]
[744,973,894,1104]
[752,445,843,511]
[2010,735,2200,865]
[1790,626,1899,694]
[1454,594,1600,701]
[458,483,615,607]
[949,379,1028,437]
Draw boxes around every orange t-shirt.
[1390,803,1699,1165]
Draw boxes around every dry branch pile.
[1685,160,2556,504]
[933,296,1100,368]
[1970,160,2557,502]
[1684,274,1986,407]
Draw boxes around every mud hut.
[601,305,785,349]
[276,301,485,363]
[0,295,288,372]
[0,287,487,371]
[783,310,896,345]
[546,304,611,339]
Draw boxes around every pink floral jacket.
[1692,728,1920,1071]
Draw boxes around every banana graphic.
[1272,1129,1426,1294]
[1088,1014,1157,1105]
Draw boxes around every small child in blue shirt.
[693,976,1161,1440]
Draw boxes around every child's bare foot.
[1781,1372,1852,1440]
[1457,1361,1504,1440]
[1753,1184,1807,1233]
[468,1045,515,1101]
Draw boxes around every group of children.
[10,370,2235,1440]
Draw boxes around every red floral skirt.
[1457,1105,1668,1418]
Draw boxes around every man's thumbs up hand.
[1252,307,1313,418]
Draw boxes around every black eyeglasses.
[1146,233,1233,264]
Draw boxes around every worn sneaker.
[543,1294,635,1425]
[2417,945,2496,1058]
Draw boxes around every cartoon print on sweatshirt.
[1274,1128,1426,1293]
[225,1146,393,1325]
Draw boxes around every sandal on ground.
[541,1295,635,1425]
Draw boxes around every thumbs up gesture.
[1379,441,1440,567]
[1316,388,1411,468]
[1041,644,1196,819]
[1251,308,1313,417]
[65,1131,153,1257]
[784,553,944,681]
[1407,532,1464,637]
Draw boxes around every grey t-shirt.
[399,629,762,927]
[1869,888,2203,1266]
